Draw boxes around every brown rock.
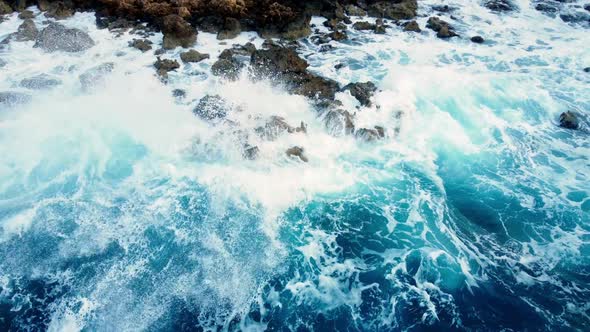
[154,57,179,78]
[403,20,421,32]
[286,146,308,162]
[161,14,196,49]
[180,49,209,63]
[217,17,241,40]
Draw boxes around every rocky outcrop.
[324,109,355,136]
[367,0,418,20]
[342,81,377,107]
[403,20,421,32]
[0,0,13,15]
[217,17,241,40]
[559,111,579,130]
[426,17,458,39]
[161,14,196,49]
[14,19,38,41]
[355,126,385,142]
[129,39,152,52]
[256,116,306,140]
[180,49,209,63]
[34,22,95,53]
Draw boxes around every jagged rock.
[0,91,31,107]
[311,33,331,45]
[161,14,196,49]
[153,57,179,78]
[14,19,38,41]
[180,49,209,63]
[559,111,579,130]
[256,116,306,140]
[286,146,308,162]
[560,12,590,24]
[211,57,243,80]
[471,35,485,43]
[19,74,61,90]
[0,0,12,15]
[485,0,516,12]
[355,126,385,142]
[345,4,366,16]
[34,22,94,53]
[324,109,355,136]
[43,1,74,19]
[18,10,34,19]
[367,0,418,20]
[217,17,241,40]
[426,17,458,39]
[259,13,312,40]
[243,144,260,160]
[192,95,230,122]
[129,39,152,52]
[79,63,114,89]
[251,46,308,76]
[403,20,421,32]
[342,81,377,107]
[353,21,376,31]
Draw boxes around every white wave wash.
[0,1,589,330]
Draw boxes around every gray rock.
[0,92,31,108]
[193,95,230,122]
[20,74,61,90]
[79,63,114,89]
[324,109,355,136]
[14,19,38,41]
[342,81,378,107]
[353,21,376,31]
[0,58,5,68]
[257,116,306,140]
[243,144,260,160]
[485,0,516,12]
[355,126,385,142]
[34,22,95,53]
[18,10,34,19]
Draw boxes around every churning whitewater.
[1,0,589,331]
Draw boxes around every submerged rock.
[426,17,458,39]
[559,111,579,130]
[129,39,152,52]
[79,63,114,89]
[324,109,355,136]
[180,49,209,63]
[20,74,61,90]
[0,58,5,67]
[342,81,377,107]
[0,91,31,107]
[161,14,196,49]
[193,95,231,122]
[286,146,308,162]
[355,126,385,142]
[34,22,94,53]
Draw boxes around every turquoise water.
[1,2,589,331]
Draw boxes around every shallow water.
[0,1,589,331]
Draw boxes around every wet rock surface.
[20,74,61,90]
[154,57,179,78]
[34,22,95,53]
[14,19,38,41]
[257,116,306,140]
[559,111,579,130]
[161,14,196,49]
[485,0,516,12]
[286,146,308,162]
[342,81,377,107]
[427,17,458,38]
[129,39,152,52]
[0,91,31,107]
[193,95,230,122]
[79,63,114,89]
[180,49,210,63]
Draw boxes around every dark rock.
[319,44,333,52]
[374,19,387,34]
[485,0,516,12]
[585,4,590,12]
[403,20,421,32]
[211,57,243,80]
[195,16,224,33]
[161,14,196,49]
[559,111,579,129]
[355,127,385,142]
[257,116,306,140]
[18,9,33,19]
[432,5,453,12]
[345,4,367,16]
[334,63,345,70]
[192,95,230,122]
[14,19,38,41]
[153,57,179,78]
[250,46,308,76]
[584,67,590,73]
[311,33,331,45]
[535,3,558,14]
[0,91,31,107]
[287,73,340,100]
[471,35,485,43]
[367,0,418,20]
[343,81,378,107]
[559,12,590,24]
[286,146,308,162]
[324,109,355,136]
[43,1,74,20]
[329,30,347,41]
[426,17,458,39]
[180,49,209,63]
[259,14,311,40]
[34,22,94,53]
[129,39,152,52]
[79,62,114,89]
[353,21,376,30]
[0,0,12,15]
[19,74,61,90]
[243,144,259,160]
[217,17,241,40]
[172,89,185,98]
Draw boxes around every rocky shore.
[1,0,588,159]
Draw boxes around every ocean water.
[0,0,589,331]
